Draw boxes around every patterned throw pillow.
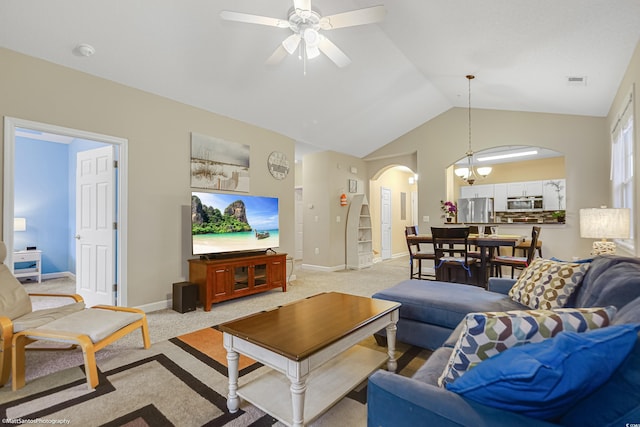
[509,258,591,309]
[437,306,616,387]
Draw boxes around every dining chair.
[405,226,436,280]
[492,226,541,278]
[431,227,479,285]
[467,225,491,259]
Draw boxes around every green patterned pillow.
[437,306,616,387]
[509,258,591,309]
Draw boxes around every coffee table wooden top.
[219,292,400,361]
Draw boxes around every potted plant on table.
[441,200,457,223]
[552,210,566,223]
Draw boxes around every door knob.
[75,235,81,240]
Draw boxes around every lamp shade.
[579,208,630,239]
[14,217,26,232]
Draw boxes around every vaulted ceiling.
[2,1,639,159]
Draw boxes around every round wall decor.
[267,151,290,180]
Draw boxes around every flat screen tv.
[191,191,279,257]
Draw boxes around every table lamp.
[14,217,26,232]
[579,207,630,255]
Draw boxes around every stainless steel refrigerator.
[457,197,494,223]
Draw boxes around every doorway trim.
[3,117,129,306]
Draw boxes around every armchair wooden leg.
[11,333,29,391]
[77,335,99,389]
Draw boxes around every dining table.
[406,233,525,288]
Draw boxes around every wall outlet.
[423,215,430,222]
[315,248,320,255]
[336,215,340,222]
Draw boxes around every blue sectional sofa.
[368,255,640,426]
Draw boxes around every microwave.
[506,196,544,211]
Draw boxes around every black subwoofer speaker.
[173,281,198,313]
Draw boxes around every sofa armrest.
[367,370,554,427]
[487,277,516,295]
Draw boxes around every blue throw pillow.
[446,323,640,420]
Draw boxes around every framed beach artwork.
[190,132,250,192]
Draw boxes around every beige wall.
[301,150,368,269]
[0,48,295,308]
[365,107,609,260]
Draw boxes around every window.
[610,89,634,251]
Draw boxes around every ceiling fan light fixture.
[282,34,301,54]
[306,44,320,59]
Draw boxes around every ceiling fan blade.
[318,36,351,68]
[293,0,311,13]
[220,11,289,28]
[266,45,289,65]
[319,5,387,30]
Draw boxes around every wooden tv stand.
[188,253,287,311]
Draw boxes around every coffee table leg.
[386,321,398,372]
[226,348,240,413]
[288,375,308,427]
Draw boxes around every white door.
[381,187,392,260]
[294,187,303,260]
[76,146,115,307]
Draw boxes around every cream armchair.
[0,242,150,390]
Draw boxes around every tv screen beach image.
[191,192,279,255]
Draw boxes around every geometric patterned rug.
[0,326,431,426]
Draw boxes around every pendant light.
[454,75,492,185]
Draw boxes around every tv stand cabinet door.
[268,255,287,291]
[208,265,232,304]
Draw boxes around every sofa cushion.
[509,258,590,309]
[573,255,640,310]
[412,346,453,386]
[446,323,640,420]
[558,334,640,427]
[372,279,527,330]
[438,306,616,386]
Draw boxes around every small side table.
[14,250,42,283]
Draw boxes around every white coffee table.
[220,292,400,426]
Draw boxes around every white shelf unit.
[346,194,373,269]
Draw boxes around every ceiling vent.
[567,76,587,86]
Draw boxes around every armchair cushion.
[0,265,32,320]
[12,302,86,332]
[446,323,640,420]
[30,308,143,343]
[438,306,616,386]
[508,258,590,309]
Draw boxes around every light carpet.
[0,324,431,426]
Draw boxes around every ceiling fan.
[220,1,386,68]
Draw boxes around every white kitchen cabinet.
[493,183,508,211]
[459,184,494,199]
[543,179,566,210]
[506,180,543,197]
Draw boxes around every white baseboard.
[300,263,346,272]
[136,299,173,313]
[42,271,75,280]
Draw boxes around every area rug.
[0,326,431,427]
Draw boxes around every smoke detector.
[73,43,95,57]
